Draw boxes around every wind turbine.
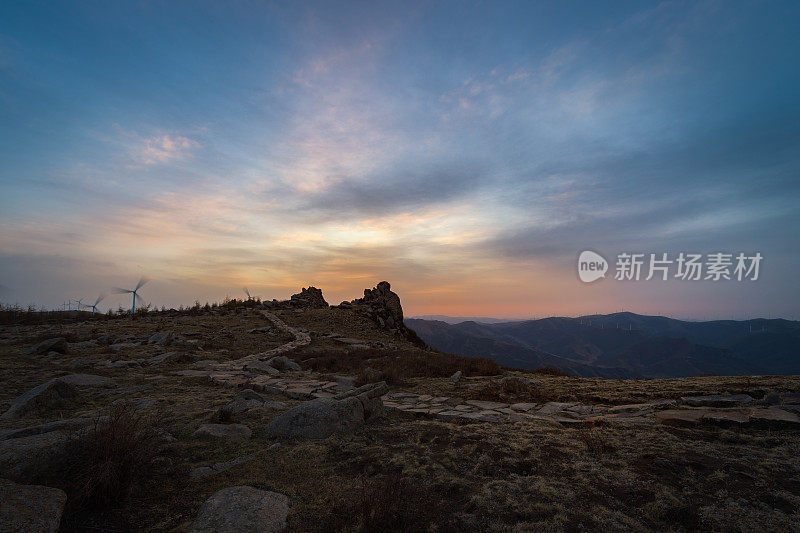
[113,278,149,314]
[86,295,105,316]
[73,298,85,311]
[244,287,261,302]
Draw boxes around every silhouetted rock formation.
[344,281,426,346]
[264,286,328,310]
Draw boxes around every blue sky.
[1,1,799,318]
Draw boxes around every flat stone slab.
[681,394,753,408]
[748,408,800,428]
[654,409,706,427]
[190,486,289,533]
[465,400,508,410]
[0,478,66,533]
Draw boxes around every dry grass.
[35,403,161,523]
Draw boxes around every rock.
[56,373,113,387]
[224,390,266,415]
[654,409,706,427]
[149,351,185,365]
[510,403,537,412]
[266,382,388,439]
[607,400,677,414]
[748,408,800,428]
[68,340,98,351]
[681,394,753,408]
[701,410,750,427]
[1,379,78,419]
[194,424,252,441]
[24,338,67,356]
[244,361,281,375]
[450,371,462,383]
[0,430,77,480]
[346,281,425,345]
[537,402,580,415]
[466,400,507,410]
[0,418,95,440]
[148,330,174,345]
[0,478,66,533]
[764,392,800,405]
[190,486,289,533]
[191,453,257,479]
[248,327,273,334]
[266,356,301,372]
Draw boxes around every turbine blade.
[112,287,133,294]
[244,287,251,298]
[94,294,106,306]
[135,277,150,291]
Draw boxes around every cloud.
[135,134,198,165]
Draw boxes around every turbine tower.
[86,295,105,316]
[113,278,149,314]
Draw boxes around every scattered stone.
[266,356,301,372]
[266,382,388,439]
[191,453,257,479]
[149,351,185,365]
[1,379,78,419]
[244,361,281,375]
[450,371,462,383]
[0,417,95,440]
[147,330,175,346]
[194,424,252,441]
[190,486,289,533]
[247,327,273,334]
[681,394,753,408]
[466,400,508,410]
[0,478,66,533]
[55,373,113,387]
[701,410,750,427]
[654,409,706,427]
[510,403,537,412]
[0,430,78,480]
[24,338,67,356]
[764,392,800,405]
[606,399,677,414]
[110,342,138,352]
[748,408,800,428]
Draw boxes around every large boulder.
[148,330,174,345]
[266,356,301,372]
[265,382,387,439]
[0,478,66,533]
[0,429,79,481]
[1,379,78,420]
[190,486,289,533]
[24,338,68,356]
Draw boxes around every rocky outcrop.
[190,486,289,533]
[265,381,388,439]
[344,282,425,346]
[0,478,66,533]
[263,286,328,310]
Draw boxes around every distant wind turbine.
[86,295,105,316]
[73,298,85,311]
[244,287,261,301]
[113,278,149,314]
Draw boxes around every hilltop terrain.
[1,283,800,531]
[407,313,800,378]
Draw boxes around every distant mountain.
[405,313,800,378]
[408,315,523,324]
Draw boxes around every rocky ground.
[1,285,800,531]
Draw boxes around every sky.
[1,1,799,319]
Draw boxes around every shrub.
[38,403,160,514]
